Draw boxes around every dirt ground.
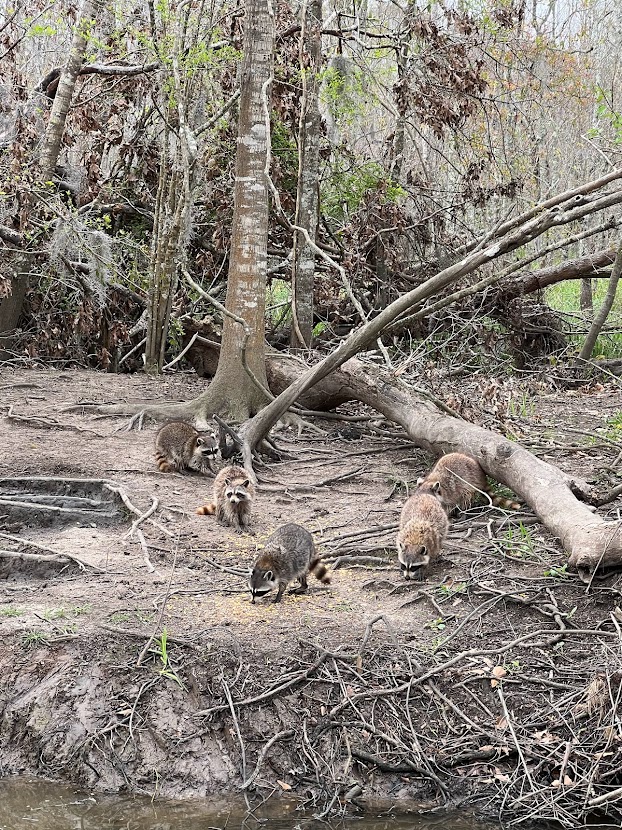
[0,365,621,825]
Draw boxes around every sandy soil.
[0,365,621,824]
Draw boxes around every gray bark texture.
[579,240,622,360]
[195,0,274,418]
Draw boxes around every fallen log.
[262,356,622,578]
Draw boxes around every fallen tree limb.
[0,548,101,571]
[260,357,620,576]
[237,172,622,458]
[336,363,621,576]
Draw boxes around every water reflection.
[0,777,491,830]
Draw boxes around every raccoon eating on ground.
[396,492,449,580]
[155,421,219,475]
[250,523,330,603]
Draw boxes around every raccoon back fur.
[196,464,255,530]
[155,421,219,474]
[417,452,519,512]
[250,523,330,603]
[397,492,449,580]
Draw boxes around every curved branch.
[579,240,622,360]
[240,172,622,451]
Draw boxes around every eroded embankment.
[1,613,621,827]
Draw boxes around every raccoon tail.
[156,454,173,473]
[196,503,217,516]
[309,557,331,585]
[486,487,521,511]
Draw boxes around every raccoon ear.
[431,482,441,495]
[420,545,427,555]
[242,479,250,488]
[196,437,204,446]
[264,570,273,582]
[416,477,425,486]
[396,541,403,553]
[224,478,231,486]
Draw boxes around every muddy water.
[0,777,493,830]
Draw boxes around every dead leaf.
[277,780,292,791]
[532,730,557,745]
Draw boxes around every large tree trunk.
[290,0,322,349]
[192,0,274,419]
[144,13,196,373]
[144,155,187,373]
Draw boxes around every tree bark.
[290,0,322,349]
[192,0,274,419]
[144,47,195,373]
[38,0,98,180]
[513,248,616,294]
[580,277,594,312]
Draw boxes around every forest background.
[2,0,622,385]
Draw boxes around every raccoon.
[196,464,255,530]
[155,421,219,474]
[396,492,449,580]
[416,452,520,513]
[250,523,330,603]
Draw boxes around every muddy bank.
[0,367,621,826]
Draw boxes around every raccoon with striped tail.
[250,523,330,603]
[196,464,255,530]
[416,452,520,513]
[397,492,449,580]
[155,421,219,475]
